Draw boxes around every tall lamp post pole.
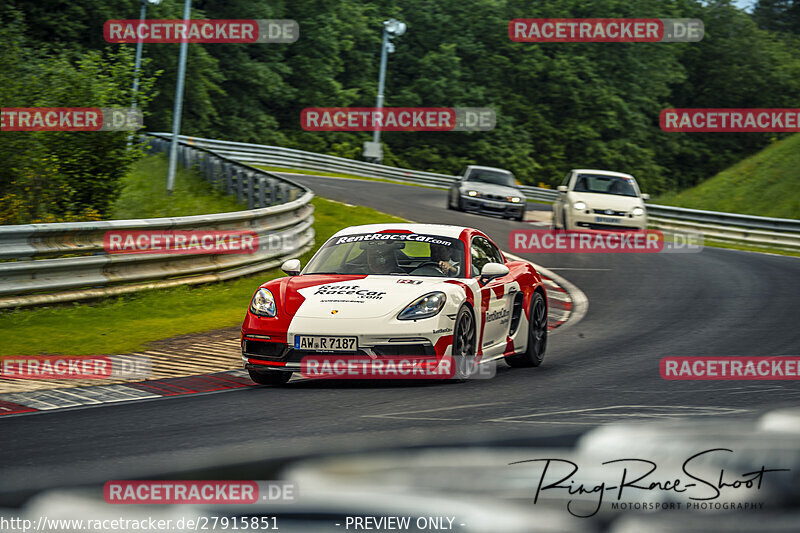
[363,18,406,164]
[128,0,162,147]
[167,0,191,193]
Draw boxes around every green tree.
[0,10,156,223]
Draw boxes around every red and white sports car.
[241,223,548,384]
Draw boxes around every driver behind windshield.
[430,243,461,277]
[361,241,403,274]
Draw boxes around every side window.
[470,237,504,276]
[471,242,489,277]
[486,240,504,264]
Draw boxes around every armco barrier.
[0,137,314,309]
[148,133,799,247]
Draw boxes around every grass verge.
[112,153,244,219]
[655,133,800,219]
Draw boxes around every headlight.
[467,190,479,197]
[250,288,277,317]
[508,196,522,203]
[573,201,587,210]
[398,292,446,321]
[632,206,645,216]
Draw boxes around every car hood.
[568,191,643,211]
[460,182,521,197]
[288,276,450,319]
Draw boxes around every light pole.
[128,0,162,147]
[167,0,191,193]
[363,18,406,164]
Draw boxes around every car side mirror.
[281,259,301,276]
[557,185,568,192]
[479,262,509,284]
[641,193,650,201]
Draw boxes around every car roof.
[466,165,512,174]
[571,169,635,179]
[331,223,469,240]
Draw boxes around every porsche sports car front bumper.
[242,314,454,372]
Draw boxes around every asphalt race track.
[2,175,799,492]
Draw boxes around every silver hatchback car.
[448,165,527,221]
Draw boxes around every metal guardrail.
[149,133,800,239]
[0,137,315,309]
[649,217,800,251]
[147,133,563,202]
[646,205,800,233]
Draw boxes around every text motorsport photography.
[510,448,790,518]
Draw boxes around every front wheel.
[248,369,292,385]
[450,304,476,380]
[506,292,547,368]
[552,208,561,229]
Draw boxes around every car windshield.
[465,169,516,187]
[574,173,638,197]
[304,232,466,277]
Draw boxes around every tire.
[450,304,476,380]
[506,292,547,368]
[248,368,292,385]
[456,196,465,211]
[514,209,526,222]
[447,192,454,210]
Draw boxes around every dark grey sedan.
[447,165,527,221]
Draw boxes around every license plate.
[595,216,618,223]
[294,335,358,352]
[483,201,504,208]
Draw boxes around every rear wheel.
[248,369,292,385]
[506,292,547,368]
